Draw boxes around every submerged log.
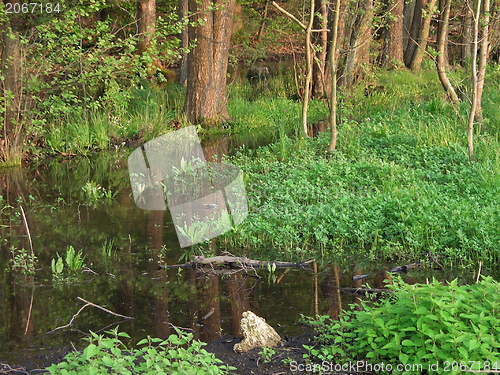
[159,256,315,270]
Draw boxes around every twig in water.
[48,297,133,334]
[24,288,34,336]
[20,206,34,257]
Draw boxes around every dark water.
[0,138,486,370]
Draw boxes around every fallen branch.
[428,250,444,270]
[332,287,391,294]
[160,256,315,270]
[48,297,133,334]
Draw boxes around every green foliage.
[303,277,500,375]
[52,245,85,280]
[9,246,37,275]
[258,346,276,364]
[46,327,234,374]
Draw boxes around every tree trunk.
[184,0,235,125]
[328,0,341,152]
[136,0,156,55]
[468,0,481,158]
[461,0,472,64]
[435,0,459,104]
[474,0,490,126]
[302,0,315,137]
[403,0,417,52]
[312,0,328,98]
[1,0,23,165]
[213,0,235,120]
[256,0,270,41]
[340,0,372,90]
[387,0,404,67]
[185,0,217,124]
[409,0,437,70]
[178,0,189,86]
[354,0,373,80]
[404,0,423,67]
[436,0,449,66]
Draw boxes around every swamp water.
[0,138,484,371]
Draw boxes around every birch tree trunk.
[328,0,341,151]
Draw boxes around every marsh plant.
[46,327,235,374]
[9,246,37,275]
[303,276,500,375]
[52,245,85,280]
[81,181,116,207]
[101,238,117,259]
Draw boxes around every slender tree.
[328,0,341,151]
[312,0,328,98]
[435,0,459,104]
[468,0,481,158]
[409,0,438,70]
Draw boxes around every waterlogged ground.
[0,144,490,373]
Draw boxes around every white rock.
[233,311,281,353]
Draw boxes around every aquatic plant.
[9,246,37,275]
[52,245,85,280]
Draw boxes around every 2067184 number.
[5,2,60,13]
[443,361,499,372]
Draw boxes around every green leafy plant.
[46,327,235,374]
[303,276,500,375]
[51,245,85,280]
[259,346,276,364]
[9,246,37,275]
[101,238,116,258]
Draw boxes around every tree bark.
[461,0,472,64]
[387,0,404,67]
[403,0,423,67]
[340,0,372,90]
[178,0,189,86]
[1,0,23,164]
[435,0,459,104]
[213,0,236,120]
[184,0,235,125]
[409,0,437,70]
[136,0,156,55]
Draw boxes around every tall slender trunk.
[312,0,328,98]
[461,0,472,64]
[436,0,459,104]
[328,0,341,152]
[404,0,423,67]
[410,0,437,70]
[474,0,490,126]
[178,0,189,86]
[468,0,481,158]
[302,0,315,136]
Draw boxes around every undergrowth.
[218,69,500,267]
[303,276,500,375]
